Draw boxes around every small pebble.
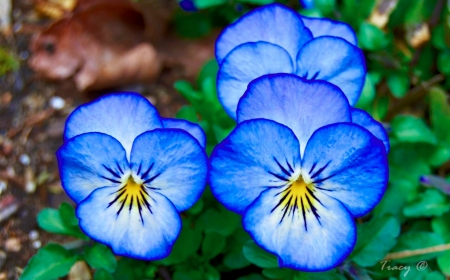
[0,181,6,194]
[5,238,21,252]
[32,240,41,249]
[28,230,39,240]
[49,96,65,110]
[19,154,30,165]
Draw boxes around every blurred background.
[1,0,450,279]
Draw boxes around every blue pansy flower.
[209,74,388,271]
[215,3,365,119]
[179,0,197,12]
[299,0,314,9]
[57,93,207,260]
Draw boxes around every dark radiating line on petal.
[300,197,307,231]
[279,196,292,223]
[305,194,321,225]
[286,159,294,173]
[273,157,291,177]
[311,71,320,80]
[268,171,289,182]
[313,173,337,185]
[136,163,142,176]
[137,198,144,225]
[309,162,318,174]
[301,72,308,79]
[291,197,298,219]
[310,161,331,179]
[113,185,127,194]
[101,176,121,184]
[140,186,150,196]
[103,164,121,179]
[271,190,291,213]
[315,186,333,192]
[107,189,126,208]
[140,191,153,214]
[116,194,128,216]
[116,161,124,174]
[141,163,155,180]
[143,173,161,184]
[129,196,134,212]
[306,187,324,207]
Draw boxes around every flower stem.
[384,243,450,260]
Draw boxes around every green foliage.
[21,244,79,280]
[84,244,117,273]
[0,48,18,76]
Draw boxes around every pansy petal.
[218,42,294,119]
[56,132,129,203]
[300,16,357,45]
[162,118,206,148]
[130,129,207,212]
[215,3,312,64]
[243,187,356,271]
[351,108,390,152]
[209,119,301,214]
[77,186,181,260]
[296,36,366,105]
[302,123,388,217]
[237,74,351,156]
[64,93,162,158]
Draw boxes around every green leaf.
[356,74,376,110]
[358,22,389,51]
[37,204,87,239]
[94,269,114,280]
[294,270,345,280]
[313,0,336,15]
[373,180,417,220]
[84,243,117,273]
[21,244,79,280]
[432,25,447,50]
[239,0,275,4]
[430,87,450,145]
[387,73,410,98]
[202,232,226,260]
[351,215,400,267]
[243,240,278,268]
[224,249,251,269]
[391,231,445,263]
[113,258,146,280]
[158,223,202,265]
[432,212,450,242]
[403,189,450,218]
[176,106,199,123]
[197,207,240,236]
[391,115,437,145]
[262,268,295,279]
[194,0,227,9]
[438,50,450,75]
[237,274,266,280]
[437,251,450,276]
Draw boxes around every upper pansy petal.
[237,74,351,156]
[243,187,356,271]
[64,93,163,158]
[209,119,301,214]
[215,3,312,64]
[162,118,206,148]
[351,108,390,152]
[130,129,207,212]
[296,36,366,105]
[302,123,388,217]
[217,42,294,119]
[77,186,181,260]
[56,132,129,203]
[300,16,358,45]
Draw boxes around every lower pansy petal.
[302,123,388,217]
[351,108,390,152]
[237,74,351,156]
[243,187,356,271]
[130,129,207,212]
[56,132,129,203]
[162,118,206,148]
[77,186,181,260]
[300,16,357,45]
[296,36,366,105]
[217,42,294,119]
[64,93,163,158]
[209,119,301,214]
